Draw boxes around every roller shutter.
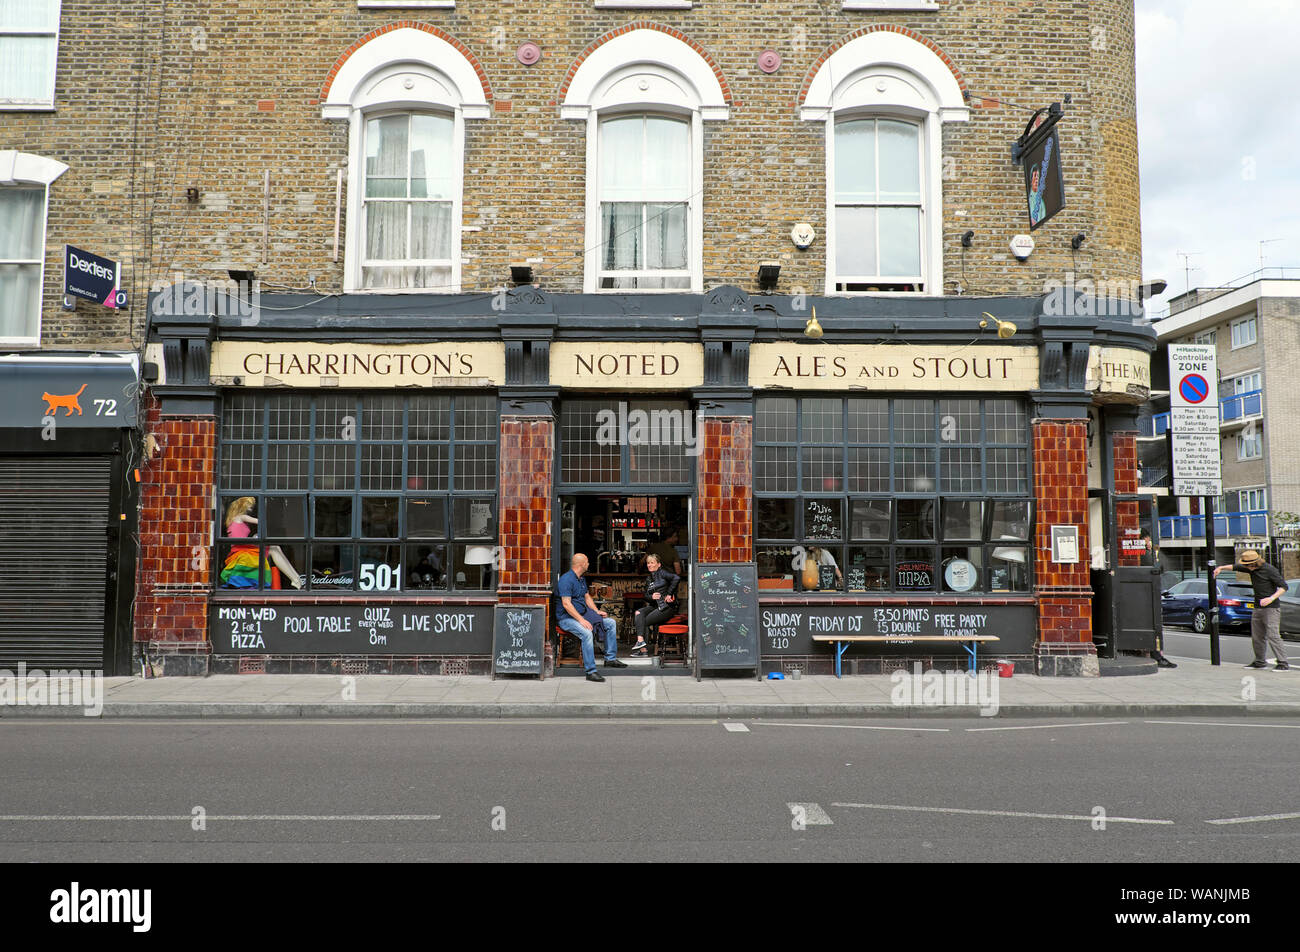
[0,457,111,669]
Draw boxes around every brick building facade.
[2,0,1155,676]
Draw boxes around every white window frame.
[0,151,68,346]
[1238,487,1267,512]
[1230,315,1257,349]
[830,115,927,292]
[595,1,692,8]
[1229,370,1261,395]
[0,0,61,110]
[561,28,730,294]
[802,31,968,296]
[591,109,697,291]
[842,1,939,9]
[1191,329,1216,346]
[320,28,490,294]
[354,108,463,293]
[358,2,453,7]
[1237,428,1263,460]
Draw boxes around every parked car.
[1279,580,1300,641]
[1160,579,1254,633]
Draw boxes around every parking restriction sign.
[1167,344,1221,497]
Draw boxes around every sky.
[1136,0,1300,318]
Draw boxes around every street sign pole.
[1204,495,1220,666]
[1169,343,1223,665]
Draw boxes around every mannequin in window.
[220,497,304,589]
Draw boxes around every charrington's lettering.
[242,351,477,377]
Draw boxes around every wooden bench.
[811,635,1001,678]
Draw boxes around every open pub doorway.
[555,494,692,673]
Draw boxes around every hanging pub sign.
[1012,103,1066,231]
[64,245,127,309]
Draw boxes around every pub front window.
[755,396,1033,594]
[216,392,497,592]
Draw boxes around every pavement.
[2,652,1299,718]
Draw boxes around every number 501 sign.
[360,562,401,591]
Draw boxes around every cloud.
[1137,0,1300,315]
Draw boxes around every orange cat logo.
[42,383,88,416]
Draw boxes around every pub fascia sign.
[549,342,705,390]
[209,341,506,388]
[749,343,1039,391]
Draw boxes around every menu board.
[492,605,545,677]
[694,563,760,674]
[210,603,494,654]
[758,604,1036,655]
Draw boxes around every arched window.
[562,28,729,292]
[803,31,968,295]
[321,27,490,293]
[0,150,67,344]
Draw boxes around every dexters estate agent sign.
[1168,343,1222,498]
[64,245,127,309]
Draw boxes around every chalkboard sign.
[759,604,1036,656]
[492,605,545,677]
[694,563,760,676]
[818,564,837,591]
[846,566,867,592]
[210,603,494,654]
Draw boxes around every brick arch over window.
[799,25,967,121]
[319,22,493,119]
[558,22,731,120]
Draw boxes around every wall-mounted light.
[980,312,1017,339]
[1071,232,1087,251]
[757,261,781,293]
[804,306,823,339]
[961,230,975,248]
[510,264,534,285]
[1137,279,1168,302]
[228,269,256,285]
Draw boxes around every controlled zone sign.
[1167,343,1221,497]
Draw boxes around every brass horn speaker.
[804,306,824,339]
[980,312,1017,339]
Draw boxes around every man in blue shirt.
[556,553,625,681]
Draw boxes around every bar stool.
[657,621,689,665]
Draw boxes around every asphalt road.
[0,717,1296,862]
[1161,626,1300,666]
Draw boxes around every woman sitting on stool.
[630,553,680,656]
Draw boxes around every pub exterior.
[6,0,1155,675]
[142,286,1154,677]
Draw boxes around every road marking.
[788,802,833,825]
[1205,812,1300,826]
[1145,720,1300,730]
[723,722,750,732]
[755,721,950,733]
[0,814,442,822]
[966,721,1123,732]
[830,803,1172,825]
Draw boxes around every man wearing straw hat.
[1214,549,1291,670]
